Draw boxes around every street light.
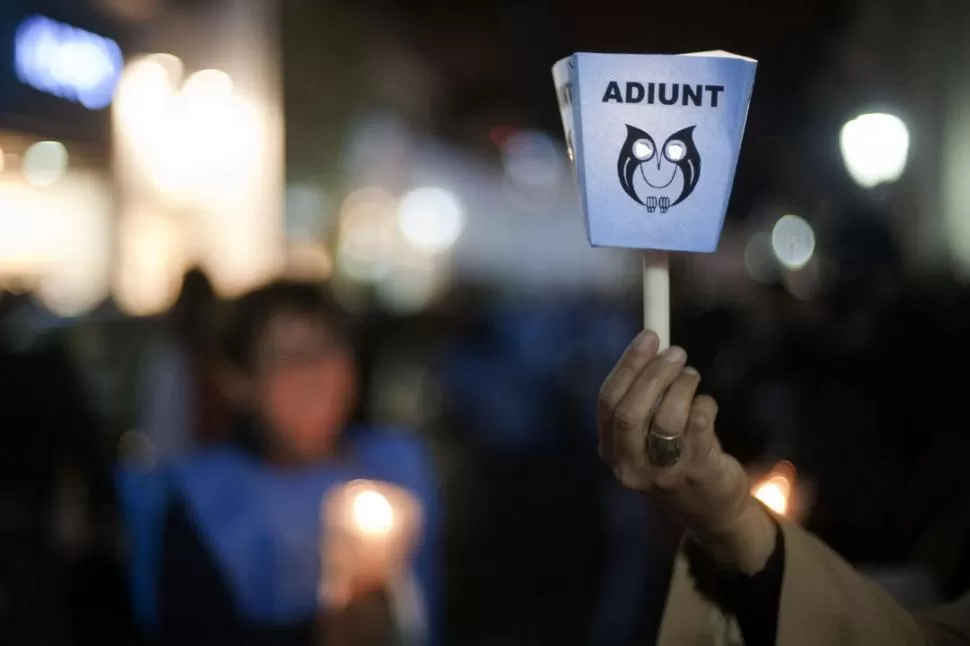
[839,113,910,189]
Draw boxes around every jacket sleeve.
[658,518,970,646]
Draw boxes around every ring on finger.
[647,429,683,467]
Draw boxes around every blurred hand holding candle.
[320,479,424,612]
[552,51,757,346]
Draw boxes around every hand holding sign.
[597,331,777,575]
[552,51,757,350]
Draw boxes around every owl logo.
[616,125,701,213]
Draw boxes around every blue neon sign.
[14,15,124,110]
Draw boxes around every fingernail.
[663,346,686,363]
[685,366,699,376]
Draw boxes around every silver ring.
[647,431,683,467]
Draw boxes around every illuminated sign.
[14,15,124,110]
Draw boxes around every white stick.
[642,251,670,350]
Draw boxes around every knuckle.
[690,414,709,429]
[612,406,642,432]
[690,396,718,428]
[697,394,718,413]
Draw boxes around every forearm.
[686,497,778,576]
[684,511,784,646]
[663,515,939,646]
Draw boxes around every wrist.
[688,497,777,575]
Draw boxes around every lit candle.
[753,461,797,517]
[319,479,422,610]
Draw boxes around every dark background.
[4,1,970,645]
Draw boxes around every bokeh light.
[0,174,110,316]
[753,462,796,517]
[145,53,183,86]
[840,113,910,189]
[114,59,257,205]
[754,478,789,515]
[23,141,69,186]
[0,180,56,273]
[337,188,398,282]
[500,129,563,189]
[398,186,464,253]
[113,55,181,147]
[151,69,250,199]
[284,241,333,281]
[376,254,444,314]
[181,69,233,99]
[15,15,124,109]
[352,489,394,536]
[113,208,185,315]
[771,214,815,270]
[743,231,775,282]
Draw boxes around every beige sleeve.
[917,593,970,646]
[658,520,970,646]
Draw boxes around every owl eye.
[632,139,654,161]
[664,141,687,162]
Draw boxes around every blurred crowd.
[3,204,970,646]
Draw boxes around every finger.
[653,367,701,438]
[598,331,660,453]
[685,394,719,457]
[612,346,688,468]
[598,330,661,424]
[653,394,721,495]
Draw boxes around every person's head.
[221,280,358,462]
[173,267,216,350]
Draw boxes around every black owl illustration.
[616,125,701,213]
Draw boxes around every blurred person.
[0,293,125,646]
[597,330,970,645]
[435,297,606,644]
[138,268,228,461]
[774,207,967,568]
[119,280,439,646]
